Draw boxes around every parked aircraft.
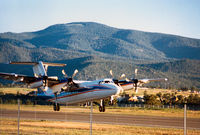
[0,61,167,112]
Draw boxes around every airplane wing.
[0,72,60,88]
[138,78,168,84]
[0,72,37,83]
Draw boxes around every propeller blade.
[62,69,67,77]
[72,69,78,78]
[135,68,138,78]
[119,74,126,80]
[135,69,138,74]
[135,82,138,93]
[11,81,16,85]
[110,70,113,78]
[62,69,65,75]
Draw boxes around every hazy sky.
[0,0,200,39]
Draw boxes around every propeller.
[133,69,139,93]
[109,70,126,80]
[109,70,126,86]
[124,68,139,93]
[62,69,78,79]
[131,78,139,93]
[109,69,140,94]
[62,69,79,90]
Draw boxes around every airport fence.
[117,103,200,110]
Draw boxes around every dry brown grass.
[0,87,34,95]
[1,118,200,135]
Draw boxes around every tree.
[187,94,200,105]
[156,92,162,102]
[191,86,197,91]
[144,94,161,105]
[144,90,148,97]
[176,95,185,104]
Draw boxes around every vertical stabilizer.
[33,61,47,77]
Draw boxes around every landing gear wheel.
[53,103,60,111]
[53,103,57,111]
[56,103,60,111]
[99,106,102,112]
[99,106,105,112]
[103,106,105,112]
[108,101,113,106]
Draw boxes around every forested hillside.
[0,22,200,89]
[0,57,199,89]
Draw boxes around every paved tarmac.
[1,109,200,129]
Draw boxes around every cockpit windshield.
[104,81,110,83]
[99,79,114,84]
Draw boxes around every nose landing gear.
[94,99,105,112]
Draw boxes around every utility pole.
[0,98,2,133]
[17,99,20,135]
[90,101,93,135]
[184,103,187,135]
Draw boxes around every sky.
[0,0,200,39]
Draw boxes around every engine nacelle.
[29,80,43,88]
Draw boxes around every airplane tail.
[10,61,66,77]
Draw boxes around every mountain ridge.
[1,22,200,63]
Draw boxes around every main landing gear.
[53,92,60,111]
[94,99,105,112]
[53,102,60,111]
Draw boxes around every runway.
[1,109,200,129]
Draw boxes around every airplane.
[0,61,167,112]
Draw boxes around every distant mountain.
[0,22,200,89]
[0,22,200,63]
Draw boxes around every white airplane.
[0,61,167,112]
[0,61,122,112]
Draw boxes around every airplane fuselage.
[39,78,121,105]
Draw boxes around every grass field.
[1,118,200,135]
[0,87,35,95]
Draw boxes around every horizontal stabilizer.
[10,61,66,67]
